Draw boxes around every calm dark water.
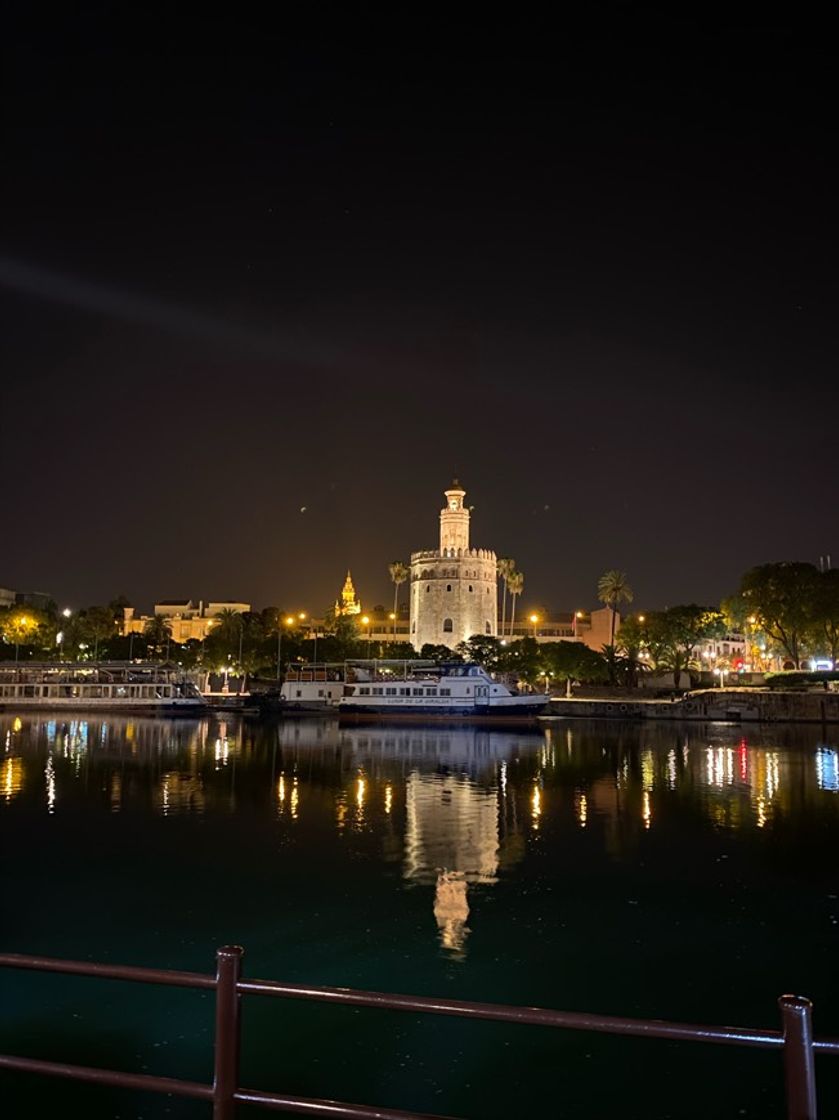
[2,712,839,1118]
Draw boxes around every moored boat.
[338,662,548,721]
[0,661,206,712]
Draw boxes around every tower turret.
[439,481,469,553]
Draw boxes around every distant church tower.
[334,570,361,616]
[409,482,498,650]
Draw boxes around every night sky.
[2,16,836,614]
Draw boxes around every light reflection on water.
[3,714,839,959]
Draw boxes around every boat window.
[399,688,410,696]
[440,688,451,696]
[426,688,437,696]
[372,687,383,696]
[413,688,424,696]
[359,687,370,695]
[443,618,453,632]
[386,687,397,695]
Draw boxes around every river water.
[2,713,839,1118]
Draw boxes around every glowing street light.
[529,613,540,637]
[276,613,295,681]
[361,615,372,654]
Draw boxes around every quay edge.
[542,688,839,724]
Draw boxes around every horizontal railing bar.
[0,952,215,989]
[814,1039,839,1054]
[237,979,785,1049]
[0,1053,213,1100]
[235,1086,458,1118]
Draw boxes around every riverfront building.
[122,600,252,644]
[409,483,498,651]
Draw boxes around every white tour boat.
[279,663,349,711]
[0,661,206,712]
[338,662,548,720]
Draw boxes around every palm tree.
[597,570,634,646]
[497,558,516,639]
[143,615,172,660]
[388,561,410,638]
[507,570,524,637]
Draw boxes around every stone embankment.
[545,688,839,724]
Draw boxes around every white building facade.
[409,483,497,651]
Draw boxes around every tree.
[497,558,516,639]
[644,605,725,689]
[740,562,820,667]
[540,641,607,690]
[456,635,504,670]
[317,615,361,662]
[810,568,839,664]
[420,643,462,663]
[613,617,651,688]
[0,607,47,661]
[507,569,524,637]
[81,605,118,660]
[597,570,633,646]
[388,561,410,637]
[143,615,172,659]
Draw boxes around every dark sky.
[2,15,836,615]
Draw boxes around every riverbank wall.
[545,689,839,723]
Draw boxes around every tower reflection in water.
[395,728,532,957]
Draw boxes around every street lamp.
[361,615,371,656]
[529,613,540,638]
[276,614,295,680]
[573,610,584,638]
[13,615,34,665]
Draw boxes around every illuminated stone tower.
[409,482,498,651]
[334,570,361,617]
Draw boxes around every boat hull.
[337,699,548,723]
[0,698,206,713]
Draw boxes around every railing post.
[779,995,817,1120]
[213,945,243,1120]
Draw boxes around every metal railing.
[1,946,837,1119]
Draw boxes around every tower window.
[426,586,431,592]
[446,584,452,592]
[443,618,453,632]
[468,585,473,592]
[411,621,416,632]
[485,621,491,634]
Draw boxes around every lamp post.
[276,615,294,681]
[530,613,540,639]
[14,616,33,665]
[361,615,371,656]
